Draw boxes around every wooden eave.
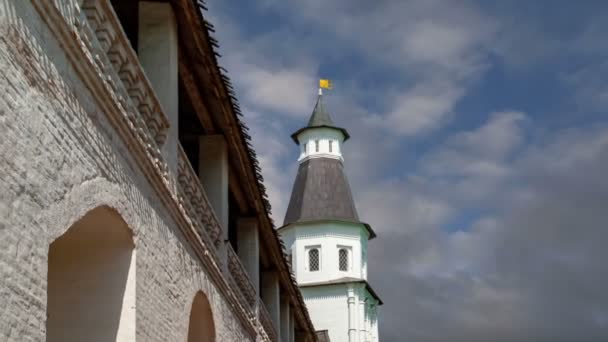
[171,0,317,338]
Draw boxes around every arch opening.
[46,206,136,342]
[187,291,215,342]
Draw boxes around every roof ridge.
[307,94,335,127]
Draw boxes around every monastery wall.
[0,0,253,340]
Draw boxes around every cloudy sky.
[206,1,608,340]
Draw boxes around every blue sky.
[208,1,608,340]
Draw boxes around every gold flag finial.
[319,79,332,90]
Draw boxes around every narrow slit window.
[309,248,320,271]
[339,249,348,271]
[315,140,319,152]
[329,140,333,153]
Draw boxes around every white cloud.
[422,111,526,176]
[237,66,317,118]
[235,0,500,137]
[373,122,608,341]
[561,61,608,111]
[376,80,465,136]
[209,11,319,119]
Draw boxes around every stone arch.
[46,205,136,342]
[39,177,134,244]
[186,291,216,342]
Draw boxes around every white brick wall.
[0,0,254,340]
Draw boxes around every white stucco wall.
[302,285,350,342]
[301,283,379,342]
[296,127,345,162]
[281,221,369,285]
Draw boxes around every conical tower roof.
[284,92,375,239]
[307,94,334,126]
[283,157,360,225]
[290,93,350,143]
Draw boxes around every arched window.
[315,140,320,152]
[329,140,333,153]
[309,248,320,271]
[339,248,348,271]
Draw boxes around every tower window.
[329,140,333,153]
[315,140,319,152]
[309,248,320,271]
[304,142,308,154]
[339,248,349,271]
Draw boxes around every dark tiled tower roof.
[284,93,361,227]
[307,94,334,126]
[284,158,359,225]
[290,94,350,143]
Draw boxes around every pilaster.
[347,285,358,342]
[359,297,367,342]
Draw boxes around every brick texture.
[0,0,253,340]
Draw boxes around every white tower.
[279,89,382,342]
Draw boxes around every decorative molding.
[82,0,169,147]
[304,292,348,301]
[259,302,278,342]
[177,145,223,247]
[226,244,257,312]
[296,230,362,241]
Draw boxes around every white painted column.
[198,135,229,230]
[261,270,281,333]
[280,297,290,342]
[347,286,358,342]
[138,2,179,181]
[199,135,229,270]
[237,218,260,295]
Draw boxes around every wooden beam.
[178,52,216,133]
[229,168,249,214]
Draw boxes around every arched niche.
[186,291,215,342]
[46,206,136,342]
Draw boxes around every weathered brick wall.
[0,0,253,340]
